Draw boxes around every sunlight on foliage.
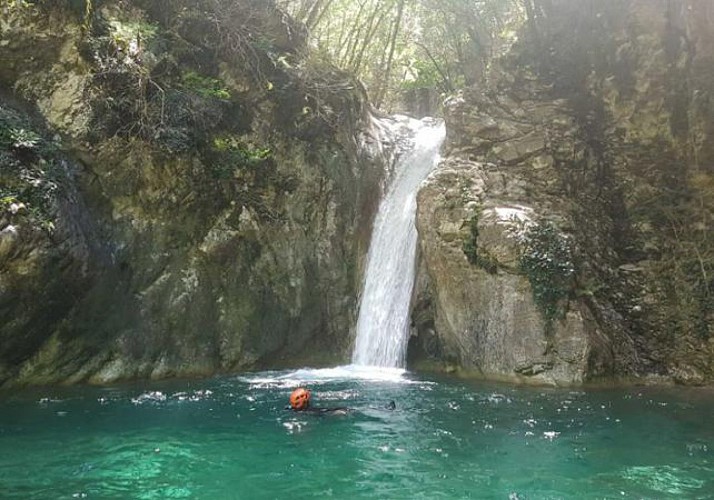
[279,0,524,110]
[182,71,232,100]
[0,105,60,234]
[107,18,158,62]
[9,128,41,150]
[108,19,158,44]
[210,135,271,178]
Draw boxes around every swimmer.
[287,387,351,416]
[287,387,395,416]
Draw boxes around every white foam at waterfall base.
[352,117,446,368]
[238,365,417,388]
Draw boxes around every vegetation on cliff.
[1,0,713,385]
[279,0,523,111]
[0,103,61,232]
[0,0,384,386]
[412,0,714,384]
[516,0,714,382]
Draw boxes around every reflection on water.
[0,369,713,499]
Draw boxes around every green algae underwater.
[0,366,712,499]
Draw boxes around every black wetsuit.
[305,407,352,416]
[286,401,394,415]
[286,406,351,415]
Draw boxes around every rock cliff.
[411,0,714,385]
[4,0,713,387]
[0,0,389,386]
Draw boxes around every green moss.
[462,211,499,274]
[203,135,295,221]
[212,136,271,160]
[462,214,479,262]
[209,135,271,179]
[512,218,575,324]
[182,70,231,100]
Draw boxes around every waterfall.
[352,117,445,368]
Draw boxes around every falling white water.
[352,117,446,368]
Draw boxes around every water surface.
[1,367,712,499]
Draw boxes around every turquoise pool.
[1,367,712,499]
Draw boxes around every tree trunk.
[305,0,335,30]
[375,0,406,109]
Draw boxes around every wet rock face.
[0,1,386,386]
[412,0,714,385]
[413,111,609,385]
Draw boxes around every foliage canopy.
[278,0,524,112]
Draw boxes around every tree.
[279,0,524,111]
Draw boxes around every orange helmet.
[289,387,311,410]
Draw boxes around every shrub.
[0,105,60,233]
[181,70,231,100]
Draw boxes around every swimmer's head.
[289,387,311,410]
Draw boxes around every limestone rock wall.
[0,1,387,386]
[411,0,714,385]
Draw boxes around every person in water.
[288,387,351,415]
[288,387,396,415]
